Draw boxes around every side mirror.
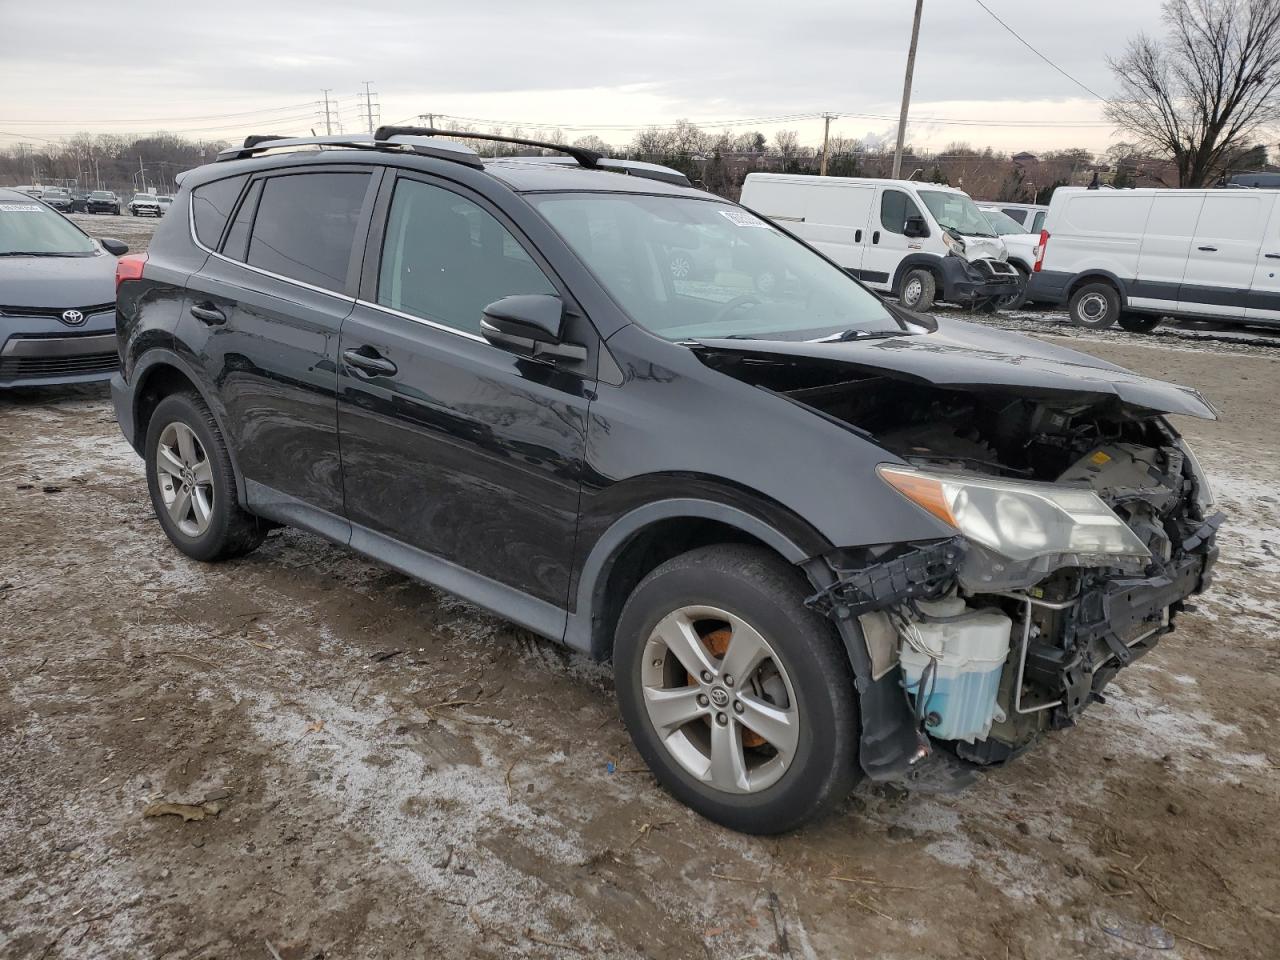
[480,295,586,362]
[100,237,129,256]
[903,217,929,239]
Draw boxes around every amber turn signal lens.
[878,466,958,528]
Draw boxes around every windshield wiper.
[0,251,85,257]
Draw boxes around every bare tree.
[1106,0,1280,187]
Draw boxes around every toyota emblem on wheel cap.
[59,309,86,326]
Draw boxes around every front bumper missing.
[940,256,1019,304]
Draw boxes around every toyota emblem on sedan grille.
[60,309,86,326]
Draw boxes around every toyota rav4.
[111,129,1222,834]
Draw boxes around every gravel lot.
[1,216,1277,959]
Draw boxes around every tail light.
[115,253,148,289]
[1032,230,1049,272]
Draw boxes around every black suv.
[86,190,121,214]
[112,130,1222,833]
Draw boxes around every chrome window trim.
[353,299,488,344]
[187,185,356,303]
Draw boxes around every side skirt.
[245,479,568,643]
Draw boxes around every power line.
[0,101,320,125]
[971,0,1109,102]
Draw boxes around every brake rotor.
[691,626,766,748]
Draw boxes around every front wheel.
[614,545,860,834]
[145,392,266,562]
[898,268,936,312]
[995,266,1029,310]
[1069,282,1121,329]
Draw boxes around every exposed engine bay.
[696,343,1223,767]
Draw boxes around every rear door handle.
[342,347,397,377]
[189,303,226,325]
[1197,245,1218,252]
[1265,253,1280,260]
[872,230,881,244]
[855,229,863,242]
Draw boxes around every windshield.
[44,189,69,197]
[530,193,904,341]
[91,191,113,199]
[132,195,155,202]
[0,199,96,255]
[918,190,995,237]
[979,208,1031,236]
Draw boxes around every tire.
[144,392,266,563]
[898,267,936,311]
[613,544,860,834]
[1117,312,1162,333]
[1069,281,1120,329]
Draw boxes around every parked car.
[1026,186,1280,332]
[128,193,163,217]
[156,195,174,215]
[40,187,74,213]
[86,191,121,215]
[979,201,1049,233]
[978,205,1041,307]
[15,185,43,199]
[71,190,92,213]
[0,187,128,387]
[740,173,1019,312]
[112,131,1221,834]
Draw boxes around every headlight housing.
[941,232,966,256]
[879,465,1151,564]
[1178,438,1216,518]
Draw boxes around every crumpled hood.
[694,314,1216,420]
[0,252,117,309]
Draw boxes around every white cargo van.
[740,173,1020,311]
[1026,186,1280,331]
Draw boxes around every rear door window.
[247,172,371,292]
[191,175,248,248]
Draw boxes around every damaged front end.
[694,326,1223,780]
[809,411,1221,776]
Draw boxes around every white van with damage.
[740,173,1020,311]
[1026,186,1280,332]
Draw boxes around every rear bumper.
[1024,269,1072,306]
[940,256,1019,304]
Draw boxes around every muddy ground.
[1,217,1277,959]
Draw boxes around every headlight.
[941,232,966,256]
[1178,439,1216,517]
[879,465,1151,563]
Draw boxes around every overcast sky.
[0,0,1168,153]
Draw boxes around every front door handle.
[1197,245,1218,252]
[342,347,397,377]
[872,230,881,244]
[189,303,226,325]
[855,229,863,242]
[1265,253,1280,260]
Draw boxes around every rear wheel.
[145,392,266,562]
[898,268,936,311]
[1117,312,1162,333]
[614,545,860,834]
[1069,281,1120,329]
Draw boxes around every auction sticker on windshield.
[719,209,773,228]
[0,203,44,213]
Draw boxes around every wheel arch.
[565,498,826,661]
[891,253,946,297]
[129,350,248,502]
[1065,269,1128,302]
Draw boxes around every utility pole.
[362,81,377,134]
[138,155,146,193]
[419,113,435,129]
[892,0,924,180]
[819,113,836,176]
[321,89,334,135]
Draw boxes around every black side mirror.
[480,295,586,362]
[100,237,129,256]
[903,217,929,239]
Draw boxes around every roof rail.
[216,133,484,168]
[497,155,692,188]
[374,126,603,169]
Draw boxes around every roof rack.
[374,126,602,168]
[216,133,483,168]
[496,155,692,188]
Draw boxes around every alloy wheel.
[155,421,215,537]
[640,605,799,795]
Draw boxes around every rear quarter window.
[191,175,248,248]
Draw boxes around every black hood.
[693,314,1216,420]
